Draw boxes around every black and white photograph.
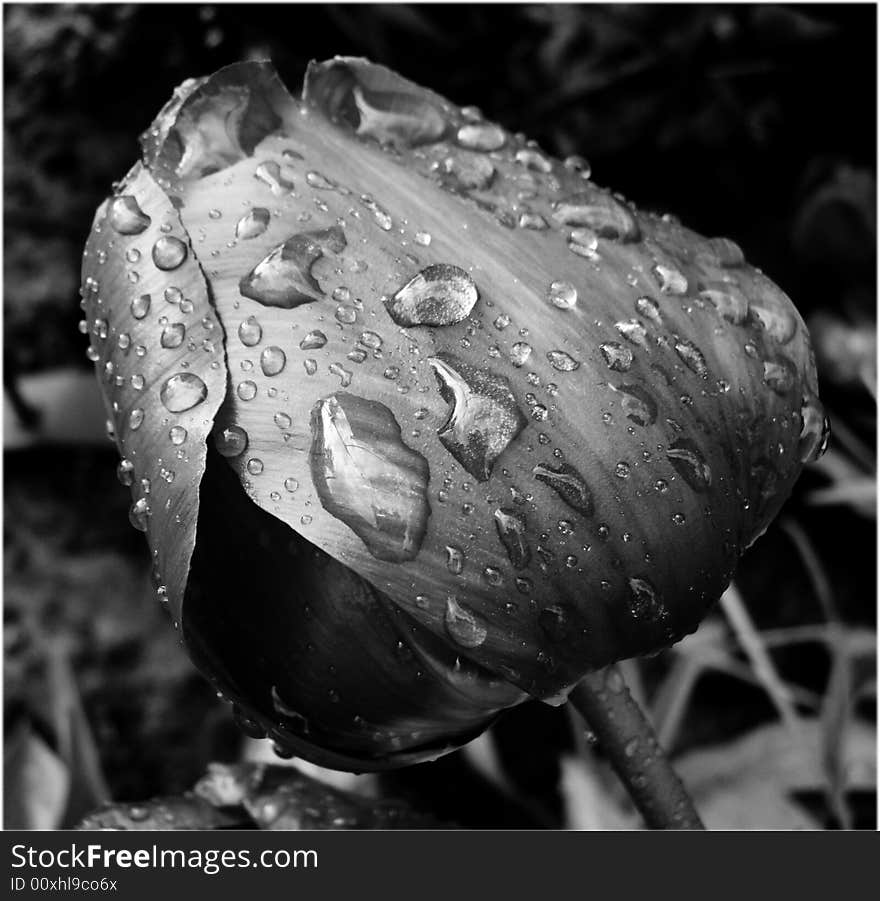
[3,1,876,842]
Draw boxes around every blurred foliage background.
[3,3,876,829]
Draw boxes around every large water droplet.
[799,394,830,463]
[547,350,580,372]
[160,322,186,349]
[260,346,286,376]
[762,357,796,395]
[160,373,207,413]
[238,316,263,347]
[151,236,188,271]
[666,438,712,492]
[600,342,633,372]
[215,425,248,457]
[700,285,749,325]
[547,281,577,310]
[116,458,135,486]
[533,461,593,517]
[239,226,347,309]
[674,339,709,377]
[456,122,505,151]
[255,160,294,195]
[236,208,271,240]
[310,393,431,562]
[652,264,688,295]
[131,293,151,320]
[108,195,151,235]
[444,596,488,648]
[429,353,528,482]
[385,264,478,327]
[129,498,150,532]
[552,193,640,241]
[300,330,328,350]
[611,384,658,427]
[494,508,530,569]
[615,319,648,348]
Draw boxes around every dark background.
[4,4,876,829]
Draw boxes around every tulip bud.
[81,58,828,769]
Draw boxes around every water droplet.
[235,207,271,240]
[533,461,593,517]
[762,357,796,395]
[515,147,553,172]
[445,545,465,574]
[547,281,577,310]
[671,512,686,525]
[160,373,207,412]
[215,425,248,457]
[108,195,152,235]
[700,286,749,325]
[493,314,511,331]
[304,359,318,376]
[563,154,592,178]
[255,160,294,195]
[129,408,144,430]
[429,353,528,481]
[705,236,745,267]
[483,566,502,586]
[358,330,383,350]
[335,305,358,324]
[238,316,263,347]
[117,458,134,486]
[328,362,353,387]
[169,425,188,445]
[494,508,530,569]
[247,458,264,475]
[509,342,532,368]
[360,195,393,230]
[160,322,186,348]
[126,248,141,263]
[237,380,258,401]
[628,577,666,622]
[666,438,712,492]
[131,293,151,320]
[615,319,648,348]
[444,596,488,648]
[151,236,188,270]
[652,264,688,295]
[635,295,662,325]
[414,231,432,246]
[239,226,346,309]
[546,350,580,372]
[260,346,287,376]
[310,394,431,562]
[600,342,633,372]
[519,211,549,230]
[306,170,337,190]
[799,394,830,463]
[456,122,505,151]
[674,339,709,377]
[129,497,150,532]
[300,330,327,350]
[567,228,600,258]
[552,193,639,241]
[284,477,299,492]
[386,264,478,327]
[611,384,657,426]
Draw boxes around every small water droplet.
[799,394,830,463]
[238,316,263,347]
[117,458,134,486]
[652,264,688,295]
[129,497,150,531]
[611,384,658,427]
[553,193,639,241]
[445,545,465,574]
[306,170,337,190]
[628,576,666,622]
[237,380,258,401]
[129,408,144,430]
[547,280,577,310]
[255,160,294,195]
[533,461,593,517]
[246,458,264,475]
[509,342,532,368]
[215,425,248,457]
[151,236,188,270]
[635,295,662,325]
[329,362,353,387]
[674,339,709,377]
[762,357,796,395]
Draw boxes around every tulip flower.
[80,58,828,826]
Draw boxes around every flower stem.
[568,665,704,830]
